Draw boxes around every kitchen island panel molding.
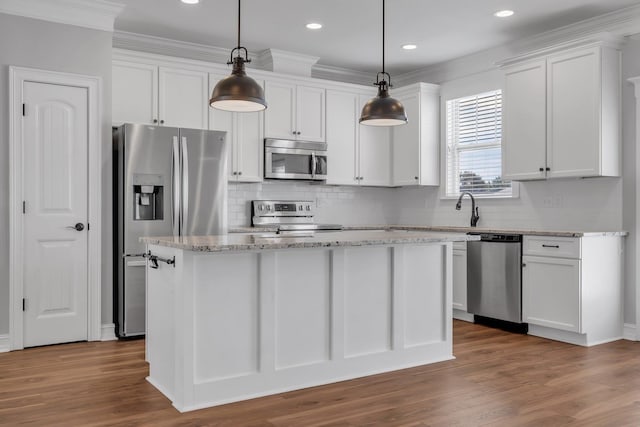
[145,241,455,412]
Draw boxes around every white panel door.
[209,73,236,180]
[547,47,600,178]
[22,81,89,347]
[112,60,158,125]
[296,85,326,142]
[358,96,391,186]
[326,90,359,185]
[522,255,581,333]
[502,60,547,180]
[159,67,208,129]
[264,80,296,140]
[392,92,420,186]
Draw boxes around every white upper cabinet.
[391,83,440,186]
[159,67,208,130]
[209,74,264,182]
[358,94,391,186]
[326,90,359,186]
[502,43,621,180]
[325,90,391,186]
[113,60,158,126]
[265,80,326,142]
[503,60,547,180]
[112,60,208,130]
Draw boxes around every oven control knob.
[306,205,311,211]
[298,205,303,211]
[258,204,264,211]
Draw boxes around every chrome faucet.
[456,192,480,227]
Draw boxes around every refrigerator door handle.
[172,136,180,236]
[181,136,189,236]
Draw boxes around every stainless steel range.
[251,200,342,234]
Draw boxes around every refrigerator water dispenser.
[133,174,163,220]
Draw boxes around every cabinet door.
[264,80,296,140]
[159,67,208,129]
[296,85,326,142]
[452,248,467,311]
[547,47,600,178]
[113,61,158,126]
[522,255,581,332]
[209,74,236,180]
[359,95,391,186]
[392,92,420,186]
[235,111,264,182]
[502,60,547,180]
[326,90,359,185]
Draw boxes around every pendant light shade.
[360,0,407,126]
[209,0,266,112]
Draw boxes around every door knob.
[66,223,85,231]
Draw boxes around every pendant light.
[360,0,407,126]
[209,0,267,112]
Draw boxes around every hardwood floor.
[1,321,639,426]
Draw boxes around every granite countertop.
[231,225,627,238]
[141,230,480,252]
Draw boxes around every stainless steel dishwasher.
[467,234,523,324]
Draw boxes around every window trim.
[440,89,519,200]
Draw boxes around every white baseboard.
[453,309,474,323]
[101,323,117,341]
[0,334,9,353]
[623,323,637,341]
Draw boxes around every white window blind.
[445,90,512,197]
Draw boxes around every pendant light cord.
[237,0,241,49]
[382,0,385,75]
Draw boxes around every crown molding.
[396,3,640,85]
[255,48,319,77]
[312,64,372,86]
[113,31,231,65]
[0,0,124,32]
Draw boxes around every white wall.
[0,14,113,335]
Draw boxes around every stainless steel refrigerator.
[113,124,228,337]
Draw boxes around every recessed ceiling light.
[402,44,417,50]
[306,23,323,30]
[181,0,199,3]
[494,10,514,18]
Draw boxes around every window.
[445,90,512,197]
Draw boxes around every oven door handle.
[311,152,316,179]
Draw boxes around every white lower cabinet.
[522,255,581,332]
[452,244,467,312]
[522,235,623,346]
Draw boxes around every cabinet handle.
[546,167,550,171]
[539,167,544,172]
[542,244,560,248]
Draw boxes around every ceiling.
[114,0,640,74]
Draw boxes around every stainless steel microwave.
[264,138,327,181]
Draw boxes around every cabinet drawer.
[523,236,581,258]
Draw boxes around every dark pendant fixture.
[209,0,267,112]
[360,0,407,126]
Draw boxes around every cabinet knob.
[153,119,158,124]
[539,167,544,172]
[238,171,242,175]
[414,176,419,180]
[160,120,165,125]
[546,167,551,172]
[297,131,301,135]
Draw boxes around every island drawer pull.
[542,244,560,248]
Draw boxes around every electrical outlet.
[552,195,563,208]
[543,196,553,208]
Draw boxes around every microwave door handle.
[311,152,316,179]
[171,136,180,236]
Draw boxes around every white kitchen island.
[142,230,478,412]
